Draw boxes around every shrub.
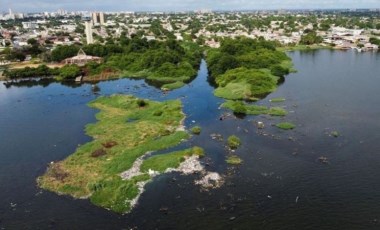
[227,135,241,149]
[136,99,148,107]
[191,126,201,135]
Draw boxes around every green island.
[37,95,204,213]
[276,122,296,130]
[4,38,202,90]
[227,135,241,149]
[226,155,243,165]
[207,37,294,101]
[190,126,202,135]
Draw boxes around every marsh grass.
[226,155,243,165]
[227,135,241,149]
[276,122,296,130]
[141,147,204,173]
[222,100,287,116]
[38,95,199,213]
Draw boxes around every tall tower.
[84,21,94,44]
[9,8,15,19]
[91,12,106,25]
[92,12,99,25]
[99,12,105,25]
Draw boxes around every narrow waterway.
[0,50,380,229]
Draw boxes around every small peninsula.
[37,95,205,213]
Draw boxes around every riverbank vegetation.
[38,95,203,213]
[4,37,202,90]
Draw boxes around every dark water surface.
[1,50,380,229]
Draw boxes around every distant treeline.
[4,64,81,80]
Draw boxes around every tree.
[300,31,323,45]
[27,38,38,46]
[51,45,79,62]
[59,65,81,79]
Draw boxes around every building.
[92,12,105,25]
[63,49,103,66]
[84,20,94,44]
[22,22,38,30]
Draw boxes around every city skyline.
[0,0,379,13]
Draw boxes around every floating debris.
[318,156,329,164]
[210,133,223,141]
[195,172,224,190]
[257,121,265,129]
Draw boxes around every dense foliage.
[4,64,80,80]
[300,31,323,45]
[5,37,202,88]
[207,37,292,100]
[3,65,59,79]
[369,37,380,46]
[48,37,202,86]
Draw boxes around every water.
[0,50,380,229]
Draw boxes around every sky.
[1,0,379,13]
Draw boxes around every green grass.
[226,155,243,165]
[141,147,204,173]
[190,126,202,135]
[37,95,199,213]
[222,100,288,116]
[276,122,296,130]
[269,97,286,103]
[214,82,257,101]
[213,68,279,101]
[227,135,241,149]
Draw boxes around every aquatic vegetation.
[38,95,203,213]
[331,131,340,137]
[276,122,296,130]
[226,155,243,165]
[227,135,241,149]
[222,100,287,116]
[190,126,202,135]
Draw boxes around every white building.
[22,22,39,30]
[85,21,94,44]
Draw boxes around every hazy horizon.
[1,0,379,13]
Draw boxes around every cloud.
[1,0,379,12]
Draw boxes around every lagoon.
[1,50,380,229]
